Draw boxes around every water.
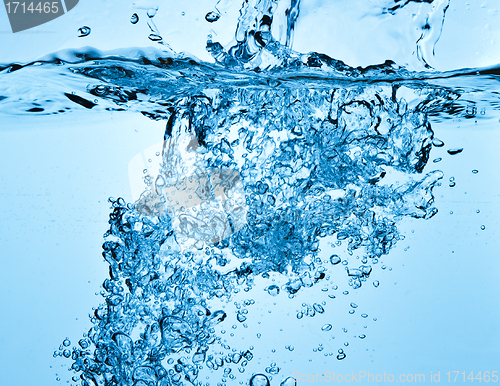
[1,1,499,385]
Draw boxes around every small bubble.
[350,302,358,308]
[476,209,480,213]
[78,26,91,37]
[449,182,456,187]
[63,339,71,347]
[359,334,366,339]
[149,34,163,42]
[205,11,221,22]
[321,324,332,331]
[447,148,463,155]
[281,376,297,386]
[361,313,368,318]
[432,138,444,147]
[250,374,270,386]
[147,7,158,17]
[181,11,185,16]
[472,169,478,174]
[432,157,442,163]
[329,254,341,265]
[480,225,486,230]
[130,13,139,24]
[373,280,380,288]
[266,285,280,296]
[449,177,455,182]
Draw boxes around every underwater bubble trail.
[54,82,448,385]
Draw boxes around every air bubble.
[147,7,158,17]
[130,13,139,24]
[447,148,463,155]
[281,377,297,386]
[432,138,444,147]
[329,254,341,265]
[148,34,163,42]
[472,169,478,174]
[481,225,486,230]
[78,26,91,37]
[266,285,280,296]
[321,324,332,331]
[373,281,380,287]
[250,374,270,386]
[205,11,221,22]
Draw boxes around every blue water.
[1,1,499,385]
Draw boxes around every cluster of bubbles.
[54,79,448,384]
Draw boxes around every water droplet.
[472,169,478,174]
[449,182,456,187]
[321,324,332,331]
[148,34,163,42]
[476,209,480,213]
[361,313,368,318]
[78,26,91,37]
[205,11,221,23]
[447,148,463,155]
[350,302,358,308]
[63,338,71,347]
[481,225,486,230]
[359,334,366,339]
[130,13,139,24]
[250,374,270,386]
[373,280,380,287]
